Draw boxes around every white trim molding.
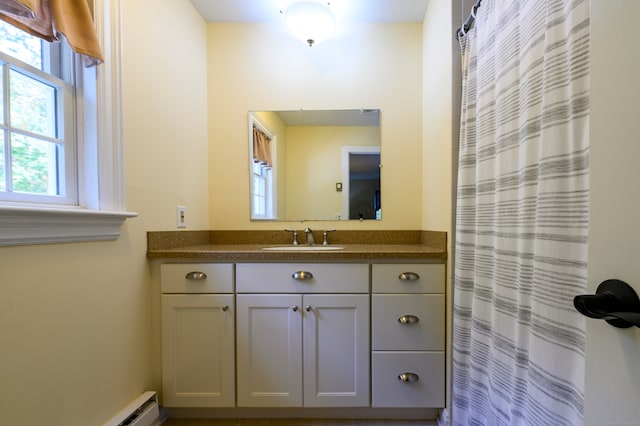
[94,0,127,211]
[0,206,137,246]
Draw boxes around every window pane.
[0,132,4,191]
[11,133,60,195]
[0,66,3,124]
[252,174,266,216]
[0,21,42,69]
[10,71,57,138]
[10,71,56,138]
[252,161,262,174]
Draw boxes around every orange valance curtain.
[0,0,104,66]
[253,126,272,168]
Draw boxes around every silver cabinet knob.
[292,271,313,280]
[398,315,420,325]
[398,272,420,281]
[222,305,229,311]
[185,271,207,280]
[305,305,313,312]
[292,305,300,312]
[398,372,419,383]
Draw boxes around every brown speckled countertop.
[147,230,447,262]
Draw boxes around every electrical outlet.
[176,206,186,228]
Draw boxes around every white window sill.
[0,205,138,246]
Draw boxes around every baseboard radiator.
[104,391,160,426]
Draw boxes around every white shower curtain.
[452,1,590,425]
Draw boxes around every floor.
[163,420,437,426]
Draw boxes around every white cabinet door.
[161,294,235,407]
[236,293,370,408]
[236,294,303,407]
[303,294,370,407]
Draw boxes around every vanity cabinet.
[160,263,235,407]
[371,264,446,407]
[235,263,370,408]
[158,259,446,411]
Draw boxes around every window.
[0,0,136,246]
[0,20,76,205]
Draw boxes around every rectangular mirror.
[249,109,381,221]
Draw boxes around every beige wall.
[285,126,380,220]
[0,1,210,425]
[422,0,454,234]
[585,0,640,423]
[206,22,423,229]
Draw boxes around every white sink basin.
[261,245,344,251]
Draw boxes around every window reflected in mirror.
[250,123,275,219]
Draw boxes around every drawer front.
[236,263,369,293]
[372,264,444,294]
[372,351,445,408]
[372,295,445,351]
[161,263,234,293]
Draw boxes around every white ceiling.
[189,0,430,23]
[276,109,380,126]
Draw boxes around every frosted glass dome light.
[283,1,336,47]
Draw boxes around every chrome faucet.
[322,229,336,246]
[304,227,315,245]
[284,228,299,245]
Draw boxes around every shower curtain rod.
[456,0,482,40]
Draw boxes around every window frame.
[0,0,136,246]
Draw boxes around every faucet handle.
[322,229,336,246]
[284,228,299,246]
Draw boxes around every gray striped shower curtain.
[452,0,590,425]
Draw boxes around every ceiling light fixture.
[282,1,336,47]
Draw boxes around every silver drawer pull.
[398,315,420,325]
[292,271,314,280]
[399,272,420,281]
[185,271,207,280]
[292,305,300,312]
[305,305,313,312]
[222,305,229,311]
[398,372,420,383]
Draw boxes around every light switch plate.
[176,206,186,228]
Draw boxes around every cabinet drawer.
[372,351,445,408]
[161,263,233,293]
[236,263,369,293]
[372,264,444,293]
[372,295,444,351]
